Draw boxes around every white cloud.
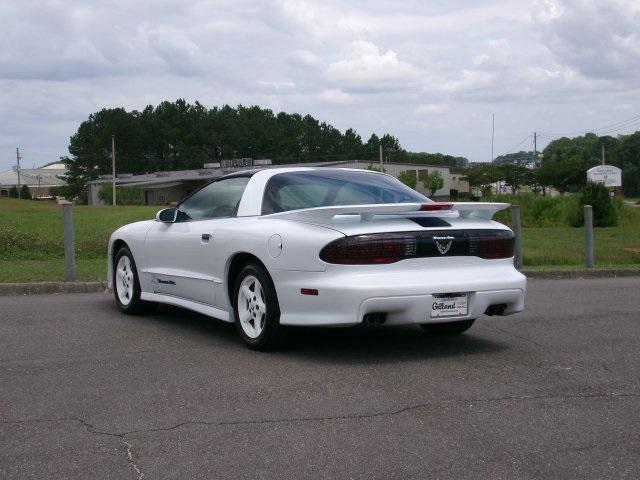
[317,89,353,105]
[414,103,450,115]
[1,0,640,169]
[325,41,420,91]
[532,0,640,80]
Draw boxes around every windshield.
[261,170,429,215]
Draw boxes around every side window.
[177,177,250,221]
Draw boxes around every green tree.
[424,171,444,196]
[60,100,408,202]
[20,185,32,199]
[496,163,532,194]
[406,152,469,168]
[541,133,602,193]
[8,186,18,198]
[462,164,498,197]
[398,170,417,189]
[569,182,617,227]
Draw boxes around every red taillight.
[420,203,452,211]
[320,234,417,265]
[469,232,514,259]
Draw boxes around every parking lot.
[1,277,639,479]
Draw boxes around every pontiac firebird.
[108,168,526,350]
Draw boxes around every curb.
[0,281,109,296]
[522,269,640,279]
[1,269,639,296]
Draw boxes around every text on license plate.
[431,293,468,318]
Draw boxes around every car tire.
[420,319,476,335]
[233,263,286,350]
[113,246,156,315]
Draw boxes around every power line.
[539,113,640,138]
[497,134,532,158]
[595,117,640,136]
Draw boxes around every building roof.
[0,167,67,188]
[86,159,451,188]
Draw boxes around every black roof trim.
[219,169,263,180]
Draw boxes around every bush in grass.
[98,185,143,205]
[7,185,32,199]
[489,192,578,227]
[568,182,617,227]
[20,185,32,200]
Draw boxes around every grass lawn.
[522,227,640,267]
[1,197,639,282]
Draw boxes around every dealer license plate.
[431,293,468,318]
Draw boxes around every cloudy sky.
[1,0,640,170]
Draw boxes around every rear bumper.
[271,257,526,326]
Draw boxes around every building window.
[0,189,8,197]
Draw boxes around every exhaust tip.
[363,312,387,325]
[485,304,507,316]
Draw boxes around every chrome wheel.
[237,275,266,339]
[116,255,134,306]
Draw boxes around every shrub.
[398,170,417,189]
[98,185,144,205]
[450,189,459,200]
[569,182,617,227]
[20,185,32,200]
[423,171,444,196]
[488,192,577,228]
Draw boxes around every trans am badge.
[433,235,454,255]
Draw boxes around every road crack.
[123,440,145,480]
[3,391,638,438]
[0,417,145,479]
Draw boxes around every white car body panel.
[108,167,526,327]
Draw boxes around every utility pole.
[601,144,605,165]
[533,131,538,167]
[16,148,22,199]
[111,134,116,206]
[490,114,495,194]
[379,143,383,172]
[491,114,495,163]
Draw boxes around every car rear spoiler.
[264,202,510,224]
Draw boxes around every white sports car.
[108,167,526,350]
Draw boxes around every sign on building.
[586,165,622,187]
[221,158,253,169]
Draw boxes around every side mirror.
[156,207,177,223]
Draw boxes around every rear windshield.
[261,170,429,215]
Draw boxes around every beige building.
[0,163,67,199]
[86,159,469,206]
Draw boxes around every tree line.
[55,99,639,201]
[464,132,640,196]
[58,99,469,201]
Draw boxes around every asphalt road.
[1,277,639,480]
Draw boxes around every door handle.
[201,233,212,243]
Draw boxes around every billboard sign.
[587,165,622,187]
